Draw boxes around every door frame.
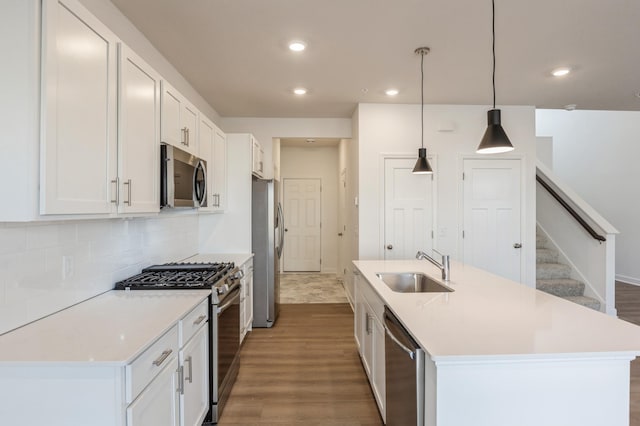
[458,154,527,284]
[378,153,438,260]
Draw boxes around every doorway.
[283,178,321,271]
[462,158,522,282]
[383,157,435,260]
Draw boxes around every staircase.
[536,227,601,311]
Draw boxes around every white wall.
[220,117,352,179]
[280,145,339,273]
[0,215,199,334]
[356,103,537,286]
[536,109,640,285]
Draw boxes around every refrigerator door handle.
[277,203,285,258]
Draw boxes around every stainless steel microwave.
[160,144,207,208]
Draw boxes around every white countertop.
[354,259,640,362]
[183,253,253,266]
[0,290,210,365]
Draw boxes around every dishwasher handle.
[384,322,416,360]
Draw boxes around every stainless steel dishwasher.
[384,306,425,426]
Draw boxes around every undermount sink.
[376,272,454,293]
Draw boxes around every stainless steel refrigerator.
[251,178,283,327]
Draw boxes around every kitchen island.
[354,259,640,426]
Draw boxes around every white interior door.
[463,158,522,281]
[384,158,434,260]
[283,178,321,271]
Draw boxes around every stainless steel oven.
[212,284,240,422]
[115,262,242,424]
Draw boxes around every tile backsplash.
[0,215,199,334]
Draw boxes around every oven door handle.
[217,287,241,314]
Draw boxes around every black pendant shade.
[477,109,514,154]
[477,0,515,154]
[412,148,433,174]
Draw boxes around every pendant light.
[477,0,514,154]
[412,47,433,174]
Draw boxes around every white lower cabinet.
[240,258,254,342]
[354,270,386,421]
[179,325,209,426]
[0,297,208,426]
[127,357,180,426]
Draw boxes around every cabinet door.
[118,44,160,214]
[127,357,179,426]
[198,116,214,212]
[362,303,374,379]
[161,82,182,148]
[354,273,364,351]
[41,0,118,215]
[211,127,227,212]
[180,325,209,426]
[251,137,263,178]
[181,102,199,155]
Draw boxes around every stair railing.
[535,175,606,242]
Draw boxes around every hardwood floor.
[617,282,640,426]
[218,303,383,425]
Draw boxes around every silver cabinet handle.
[181,127,188,145]
[110,178,119,204]
[365,313,371,335]
[513,243,522,249]
[177,365,184,394]
[186,128,190,146]
[123,179,132,206]
[185,356,193,383]
[193,314,206,325]
[152,349,172,366]
[386,244,393,250]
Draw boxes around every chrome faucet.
[416,250,450,281]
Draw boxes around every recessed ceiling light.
[635,92,640,99]
[552,67,571,77]
[293,88,307,95]
[288,41,306,52]
[385,89,399,96]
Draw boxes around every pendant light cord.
[492,0,496,109]
[421,50,424,148]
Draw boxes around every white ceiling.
[110,0,640,118]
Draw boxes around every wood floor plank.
[218,303,383,426]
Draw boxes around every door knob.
[285,228,288,232]
[513,243,522,249]
[386,244,393,250]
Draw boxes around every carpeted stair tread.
[562,296,601,311]
[536,232,548,248]
[536,248,558,264]
[536,279,585,297]
[536,263,571,280]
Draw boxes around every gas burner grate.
[115,262,235,290]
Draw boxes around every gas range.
[115,262,236,292]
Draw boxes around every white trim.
[616,275,640,286]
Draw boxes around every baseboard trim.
[616,274,640,286]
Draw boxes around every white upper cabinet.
[117,44,161,214]
[199,116,226,213]
[251,136,264,178]
[40,0,119,215]
[161,82,199,156]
